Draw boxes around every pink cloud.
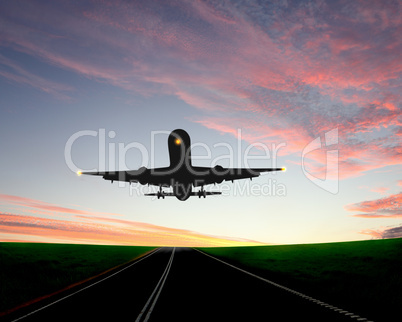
[371,187,390,195]
[0,194,120,218]
[0,213,262,247]
[345,193,402,218]
[0,1,400,180]
[195,115,401,180]
[0,194,263,246]
[359,225,402,239]
[358,228,385,239]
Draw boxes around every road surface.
[5,248,370,321]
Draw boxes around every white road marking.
[196,249,373,321]
[135,247,175,322]
[11,248,161,322]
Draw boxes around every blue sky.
[0,0,401,246]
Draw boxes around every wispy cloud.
[0,194,262,246]
[0,53,73,99]
[345,192,402,218]
[0,213,262,246]
[0,194,119,217]
[371,187,390,195]
[0,0,400,179]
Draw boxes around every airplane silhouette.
[78,129,285,200]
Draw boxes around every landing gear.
[198,187,206,198]
[157,186,165,199]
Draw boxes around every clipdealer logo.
[64,129,287,197]
[65,128,339,196]
[301,128,339,194]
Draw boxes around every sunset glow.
[0,194,261,246]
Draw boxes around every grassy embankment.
[0,243,155,313]
[199,238,402,322]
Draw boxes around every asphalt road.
[5,248,369,322]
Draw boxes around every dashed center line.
[195,249,373,322]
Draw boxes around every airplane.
[78,129,285,201]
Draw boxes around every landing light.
[281,167,287,172]
[175,138,181,145]
[77,171,82,176]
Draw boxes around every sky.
[0,0,401,246]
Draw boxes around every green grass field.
[199,238,402,322]
[0,243,155,313]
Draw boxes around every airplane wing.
[77,167,173,186]
[78,166,285,186]
[191,166,285,186]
